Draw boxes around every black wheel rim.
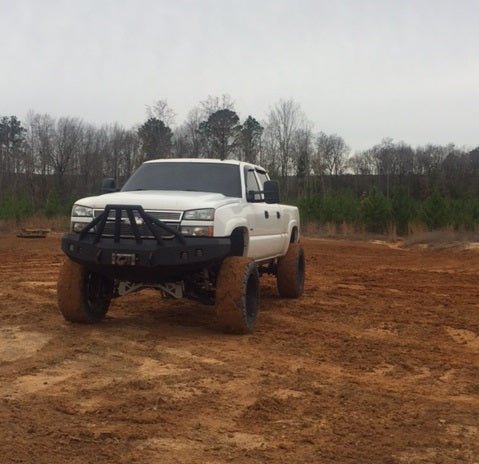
[85,272,111,317]
[297,251,305,293]
[245,272,259,326]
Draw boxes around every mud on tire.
[277,243,305,298]
[57,258,112,323]
[215,257,260,334]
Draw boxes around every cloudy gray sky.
[1,0,478,152]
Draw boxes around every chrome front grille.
[93,209,182,239]
[94,210,182,221]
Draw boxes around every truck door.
[255,169,286,253]
[244,167,284,259]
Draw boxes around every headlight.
[72,204,93,217]
[180,226,213,237]
[183,208,215,221]
[72,222,86,233]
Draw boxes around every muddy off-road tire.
[277,243,305,298]
[215,257,260,334]
[57,258,112,323]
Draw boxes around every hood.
[75,190,240,212]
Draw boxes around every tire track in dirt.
[1,235,479,463]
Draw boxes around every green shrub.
[298,195,322,223]
[420,191,449,230]
[44,191,75,217]
[391,188,417,236]
[295,188,479,234]
[298,191,361,225]
[323,191,361,224]
[449,197,479,231]
[361,187,392,233]
[0,195,34,220]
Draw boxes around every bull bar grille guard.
[79,204,186,246]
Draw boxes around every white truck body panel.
[70,159,300,262]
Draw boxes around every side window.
[245,168,261,201]
[256,171,268,190]
[246,169,260,191]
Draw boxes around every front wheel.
[215,257,260,334]
[57,258,113,323]
[277,243,305,298]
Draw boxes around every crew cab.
[57,159,305,333]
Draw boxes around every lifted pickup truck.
[58,159,304,333]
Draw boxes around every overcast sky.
[1,0,478,152]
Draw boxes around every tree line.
[1,95,478,232]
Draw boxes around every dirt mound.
[403,230,479,249]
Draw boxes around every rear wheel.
[215,257,260,334]
[277,243,305,298]
[57,258,112,323]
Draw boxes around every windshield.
[121,162,242,197]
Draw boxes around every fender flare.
[280,220,299,256]
[288,220,300,243]
[223,218,249,238]
[223,219,250,256]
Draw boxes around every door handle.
[264,211,269,219]
[276,211,281,219]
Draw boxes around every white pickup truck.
[58,158,304,333]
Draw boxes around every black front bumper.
[62,233,231,282]
[61,204,231,282]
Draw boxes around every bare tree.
[172,126,190,158]
[175,107,203,158]
[77,123,101,194]
[415,144,450,176]
[51,117,84,193]
[292,128,313,178]
[348,151,375,175]
[393,142,414,176]
[29,113,55,177]
[261,122,280,177]
[146,99,176,127]
[199,94,235,119]
[314,132,349,176]
[266,99,303,178]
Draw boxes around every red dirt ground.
[0,235,478,463]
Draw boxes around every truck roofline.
[143,158,266,172]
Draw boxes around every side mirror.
[264,180,280,204]
[101,177,117,194]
